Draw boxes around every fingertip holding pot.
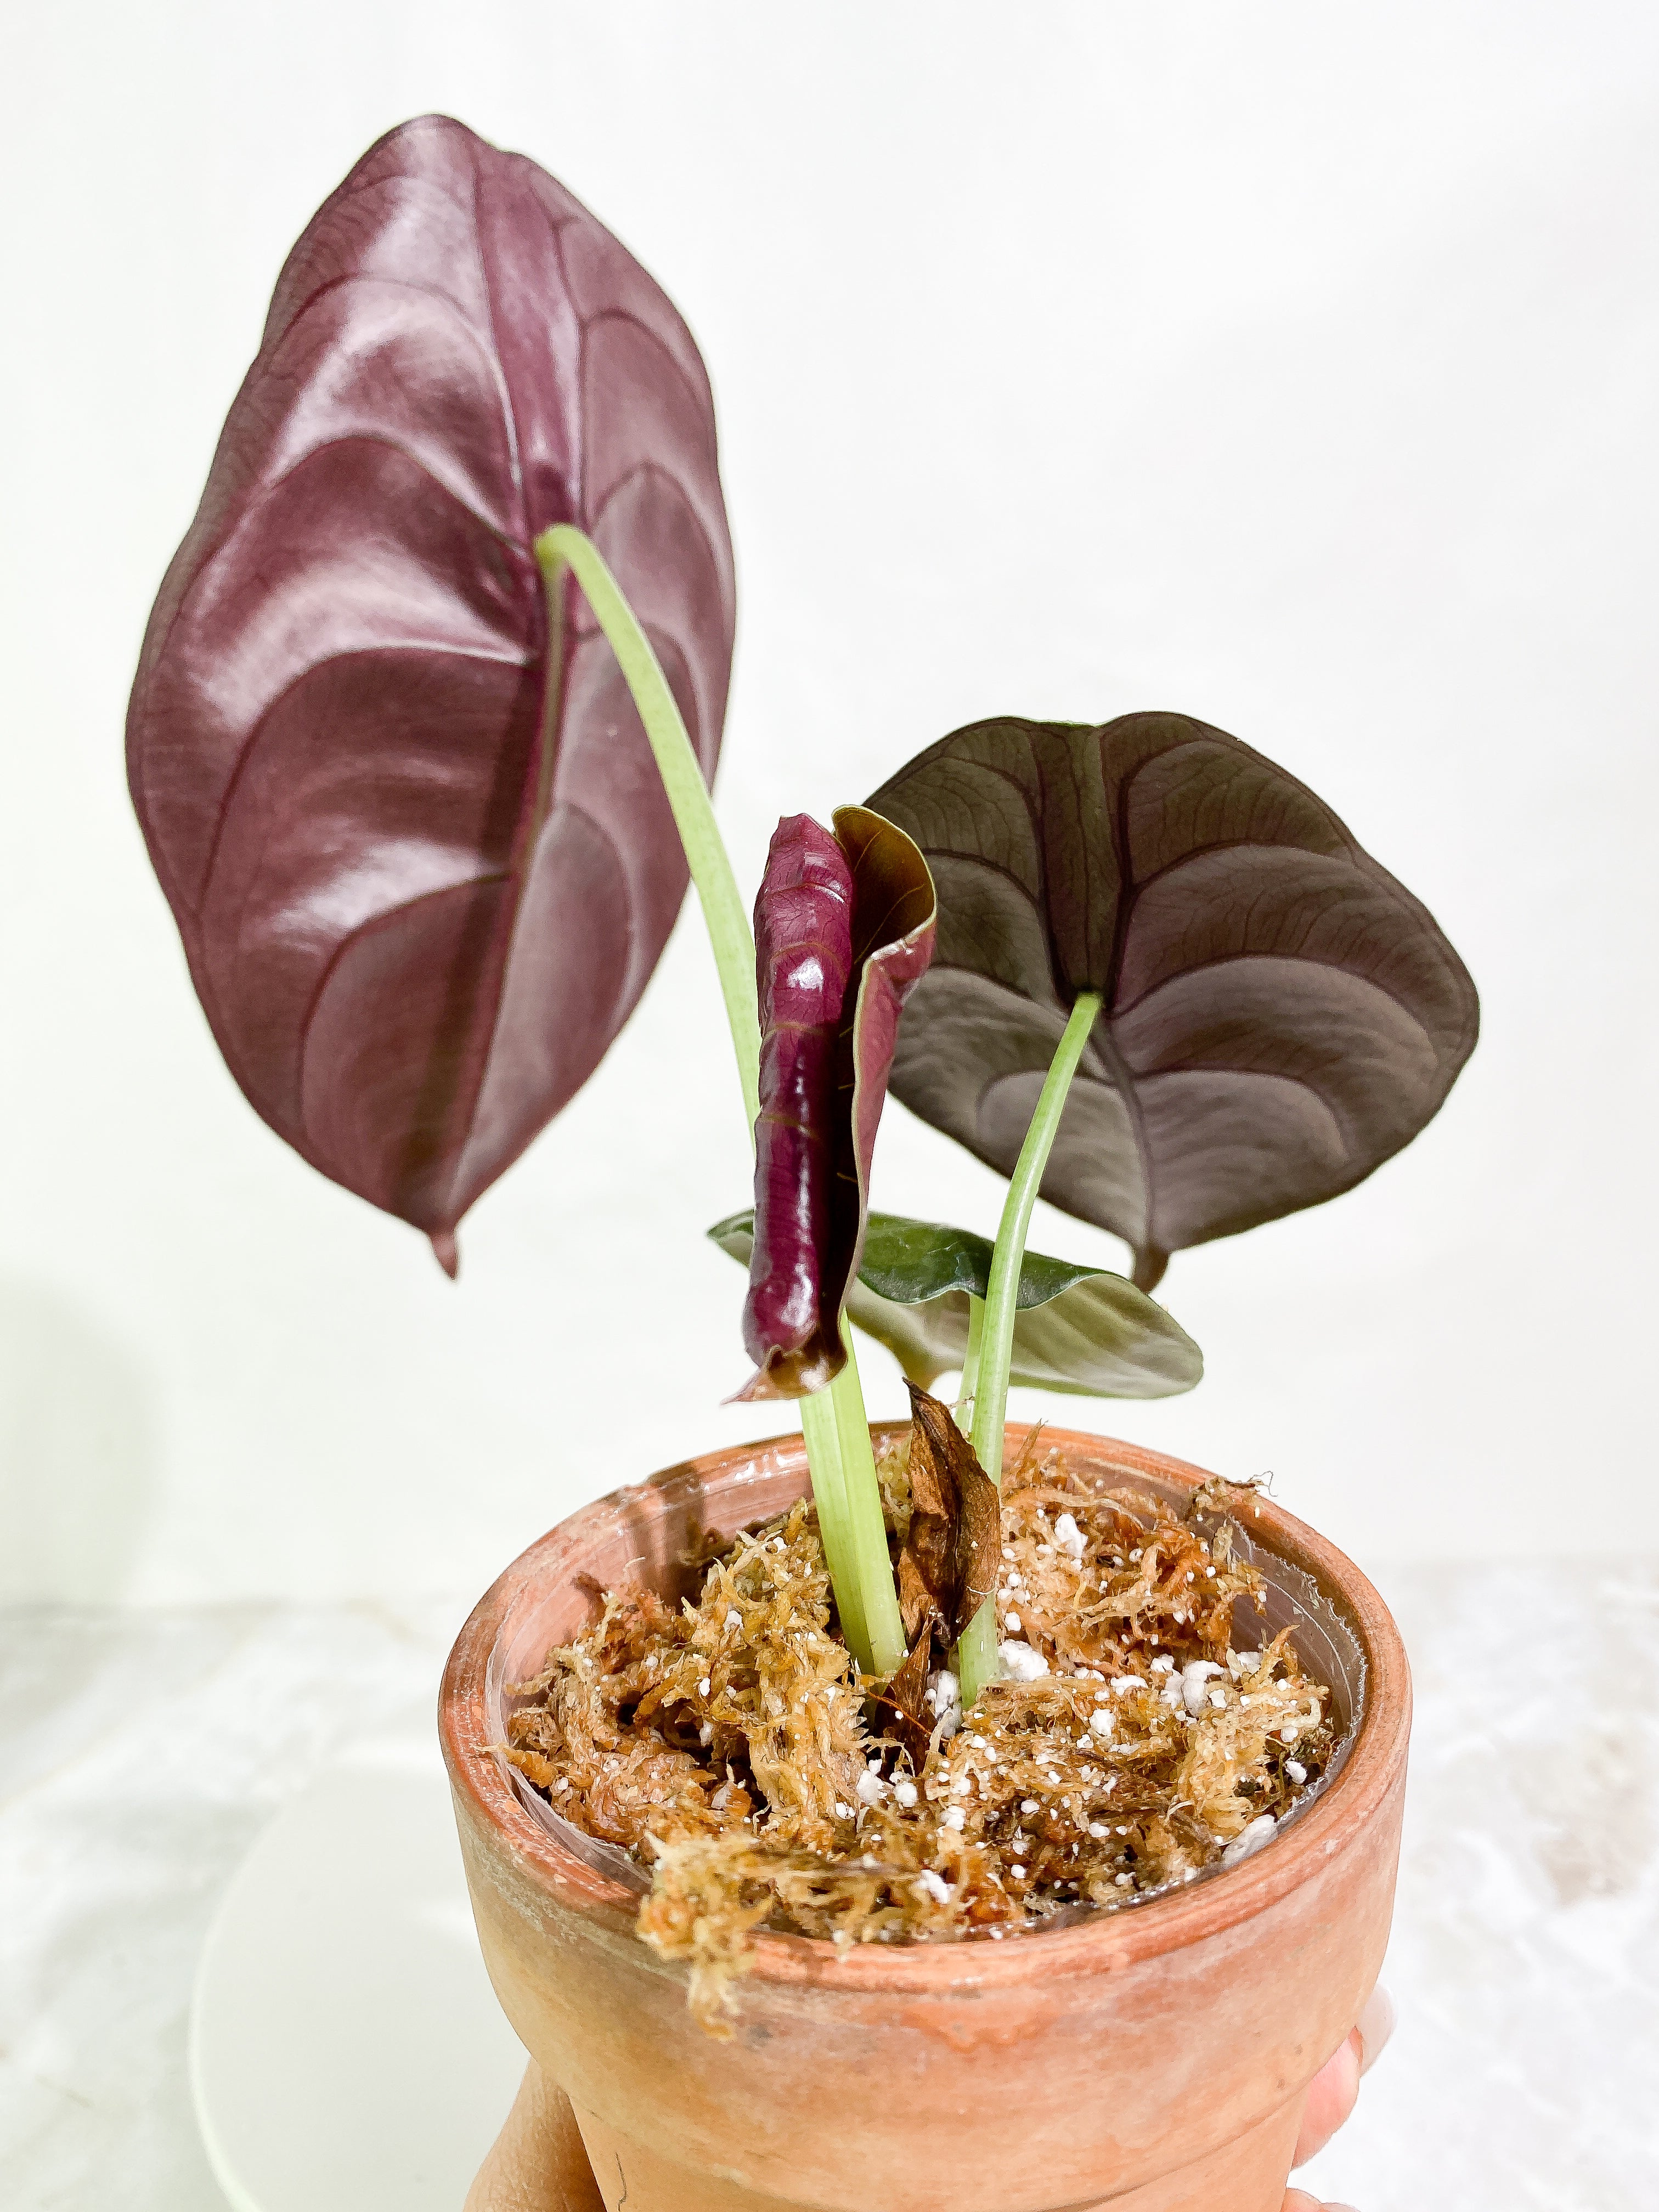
[441,1427,1409,2212]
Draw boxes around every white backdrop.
[2,3,1655,1606]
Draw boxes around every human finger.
[1355,1983,1396,2074]
[1291,1979,1395,2168]
[463,2061,607,2212]
[1291,2030,1361,2165]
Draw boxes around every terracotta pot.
[441,1425,1409,2212]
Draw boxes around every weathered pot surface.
[440,1425,1409,2212]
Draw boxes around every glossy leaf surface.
[127,116,736,1269]
[740,811,935,1396]
[867,715,1478,1289]
[711,1208,1201,1397]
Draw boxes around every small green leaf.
[707,1209,1201,1400]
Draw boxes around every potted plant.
[129,117,1475,2212]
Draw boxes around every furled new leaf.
[740,809,936,1396]
[710,1208,1201,1397]
[866,715,1478,1290]
[127,116,736,1271]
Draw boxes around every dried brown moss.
[500,1440,1335,2032]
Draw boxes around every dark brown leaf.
[901,1382,1002,1644]
[866,714,1477,1290]
[896,1543,941,1645]
[864,1622,935,1769]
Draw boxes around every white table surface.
[3,1562,1655,2212]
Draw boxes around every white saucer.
[190,1740,527,2211]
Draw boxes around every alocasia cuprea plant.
[130,119,1477,1716]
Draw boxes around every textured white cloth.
[1297,1561,1659,2210]
[2,1565,1655,2211]
[0,1601,464,2210]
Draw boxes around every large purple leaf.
[740,808,936,1397]
[127,116,735,1271]
[866,715,1478,1290]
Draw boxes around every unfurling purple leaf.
[127,116,735,1271]
[867,715,1477,1290]
[740,809,936,1397]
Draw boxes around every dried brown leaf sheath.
[865,1622,935,1770]
[899,1383,1001,1643]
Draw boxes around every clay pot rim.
[440,1423,1410,1996]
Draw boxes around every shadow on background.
[0,1272,159,1603]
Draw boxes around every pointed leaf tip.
[431,1230,459,1279]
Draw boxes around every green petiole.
[802,1360,908,1677]
[956,1292,985,1434]
[536,525,905,1680]
[535,527,761,1132]
[958,992,1104,1703]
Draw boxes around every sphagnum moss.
[501,1437,1335,2032]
